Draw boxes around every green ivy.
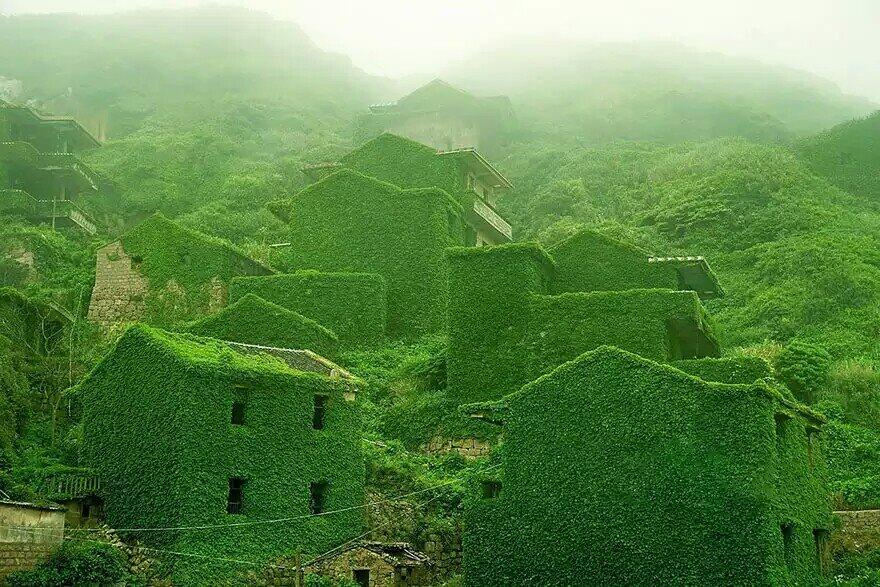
[78,325,364,584]
[269,168,462,340]
[231,270,387,350]
[463,346,831,586]
[183,293,339,358]
[117,213,273,325]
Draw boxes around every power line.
[12,463,500,534]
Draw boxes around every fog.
[2,0,878,100]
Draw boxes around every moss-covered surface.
[231,270,387,350]
[673,355,773,385]
[447,243,720,407]
[117,213,272,324]
[527,288,719,374]
[79,325,364,584]
[269,169,462,339]
[338,133,466,205]
[463,346,831,586]
[182,293,339,358]
[446,244,554,406]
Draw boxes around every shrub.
[6,541,127,587]
[823,360,880,431]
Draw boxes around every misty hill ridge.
[445,40,876,142]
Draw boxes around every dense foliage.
[79,325,364,583]
[231,271,388,350]
[5,541,128,587]
[463,347,830,586]
[184,293,339,358]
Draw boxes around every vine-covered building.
[462,347,831,586]
[361,79,515,153]
[446,230,724,405]
[454,230,831,585]
[0,100,101,234]
[87,213,273,329]
[78,325,365,584]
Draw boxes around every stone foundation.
[0,542,53,582]
[834,510,880,549]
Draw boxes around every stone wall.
[422,437,492,459]
[0,542,52,582]
[365,494,460,581]
[306,547,405,587]
[834,510,880,549]
[87,241,148,328]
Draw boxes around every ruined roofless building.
[363,79,515,153]
[77,325,364,585]
[0,100,102,234]
[87,213,273,329]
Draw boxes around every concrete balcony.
[1,189,99,235]
[472,195,512,242]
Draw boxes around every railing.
[472,196,512,240]
[0,189,99,235]
[45,473,102,498]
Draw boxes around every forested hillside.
[446,40,875,144]
[1,6,879,584]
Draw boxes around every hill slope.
[446,41,875,143]
[0,6,390,136]
[796,111,880,201]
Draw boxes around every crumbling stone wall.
[0,543,52,582]
[306,547,403,587]
[87,242,148,328]
[834,510,880,550]
[422,437,491,459]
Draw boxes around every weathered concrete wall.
[87,241,148,328]
[0,542,53,582]
[0,502,64,544]
[387,113,481,152]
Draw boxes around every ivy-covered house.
[0,100,101,234]
[360,79,516,153]
[462,347,831,586]
[446,230,724,405]
[87,213,273,329]
[78,325,364,584]
[267,133,514,341]
[300,133,513,246]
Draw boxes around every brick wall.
[0,542,52,582]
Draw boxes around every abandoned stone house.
[87,213,273,329]
[462,346,831,586]
[0,99,101,234]
[265,132,513,340]
[305,541,432,587]
[77,324,365,584]
[446,229,724,407]
[362,79,515,154]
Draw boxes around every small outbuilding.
[306,541,431,587]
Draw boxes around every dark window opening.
[309,481,328,515]
[481,480,502,499]
[313,395,327,430]
[781,523,795,568]
[814,529,828,574]
[353,569,370,587]
[231,401,246,425]
[774,413,790,447]
[130,255,143,269]
[227,478,244,515]
[81,501,91,519]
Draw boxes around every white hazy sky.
[2,0,879,100]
